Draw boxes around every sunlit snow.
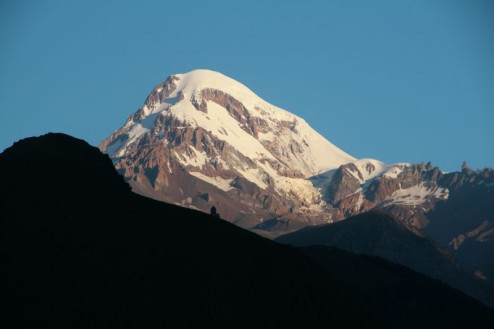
[384,183,449,206]
[103,69,358,197]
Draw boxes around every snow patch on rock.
[189,172,234,192]
[384,183,449,206]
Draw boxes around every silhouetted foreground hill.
[1,133,493,328]
[0,133,378,328]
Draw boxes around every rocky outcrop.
[317,161,494,235]
[326,163,362,205]
[449,220,493,250]
[365,176,401,202]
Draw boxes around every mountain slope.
[425,167,494,286]
[2,133,494,328]
[276,211,494,308]
[300,245,493,329]
[100,69,354,228]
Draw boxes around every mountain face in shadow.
[276,211,494,309]
[1,133,493,328]
[299,245,493,329]
[424,174,494,287]
[277,211,458,274]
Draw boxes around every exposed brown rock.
[365,176,401,203]
[325,164,361,205]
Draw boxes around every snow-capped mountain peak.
[105,69,354,176]
[99,69,489,236]
[100,69,356,225]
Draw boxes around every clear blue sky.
[1,0,493,172]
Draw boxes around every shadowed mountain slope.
[425,177,494,286]
[277,211,494,309]
[299,245,494,329]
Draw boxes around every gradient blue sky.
[1,0,493,171]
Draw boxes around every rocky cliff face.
[318,159,493,231]
[317,160,449,227]
[311,159,494,284]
